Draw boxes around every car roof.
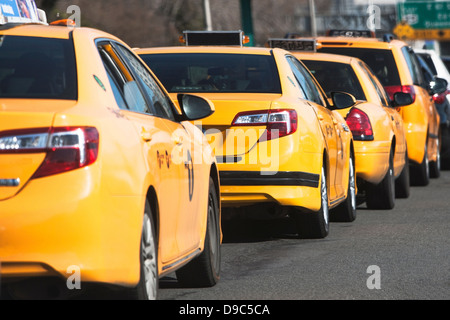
[414,48,438,55]
[293,51,357,64]
[0,23,121,42]
[315,36,408,50]
[0,24,73,39]
[135,46,276,56]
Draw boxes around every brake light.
[433,92,447,104]
[231,109,297,141]
[0,127,99,178]
[345,108,374,141]
[384,85,416,103]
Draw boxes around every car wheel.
[331,154,356,222]
[176,177,221,287]
[429,138,441,178]
[128,200,158,300]
[395,149,410,199]
[410,143,430,186]
[366,148,395,210]
[292,164,329,238]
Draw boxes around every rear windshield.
[139,53,282,94]
[317,47,401,87]
[0,35,77,99]
[417,53,438,76]
[302,60,366,100]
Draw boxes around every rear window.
[139,53,282,94]
[317,47,401,87]
[416,53,438,76]
[302,60,366,100]
[0,35,77,100]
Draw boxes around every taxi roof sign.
[0,0,46,25]
[182,30,246,46]
[326,30,376,38]
[268,38,316,52]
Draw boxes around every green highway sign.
[398,1,450,29]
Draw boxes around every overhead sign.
[393,22,450,41]
[397,1,450,30]
[393,22,416,39]
[0,0,40,25]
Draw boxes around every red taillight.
[0,127,99,179]
[384,85,416,104]
[231,109,297,141]
[433,92,447,104]
[345,108,374,141]
[32,127,99,179]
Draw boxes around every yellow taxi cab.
[310,31,445,186]
[0,10,221,300]
[135,32,356,239]
[291,49,411,209]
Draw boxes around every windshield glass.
[0,35,77,100]
[139,53,282,94]
[302,60,366,100]
[317,47,401,87]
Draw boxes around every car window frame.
[285,55,327,107]
[358,61,391,108]
[113,42,177,122]
[402,46,426,88]
[97,39,153,115]
[96,38,178,122]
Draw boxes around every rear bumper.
[216,132,324,211]
[219,170,321,211]
[219,171,319,187]
[353,141,390,185]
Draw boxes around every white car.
[415,48,450,167]
[415,48,450,104]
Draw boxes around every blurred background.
[34,0,450,55]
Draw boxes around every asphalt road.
[159,170,450,300]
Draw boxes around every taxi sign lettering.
[183,30,245,46]
[326,30,375,38]
[0,0,45,25]
[268,38,316,51]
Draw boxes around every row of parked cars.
[0,7,448,299]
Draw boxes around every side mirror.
[430,77,448,95]
[331,91,356,109]
[393,92,413,107]
[177,94,215,121]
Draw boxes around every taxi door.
[112,43,205,258]
[286,56,344,200]
[97,41,185,264]
[174,121,207,255]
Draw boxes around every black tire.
[128,200,158,300]
[292,164,329,239]
[395,149,410,199]
[366,148,395,210]
[176,177,221,287]
[429,138,441,178]
[331,155,356,222]
[410,144,430,186]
